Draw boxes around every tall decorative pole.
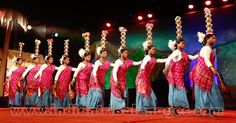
[146,23,154,44]
[168,16,183,51]
[47,39,53,57]
[64,39,69,56]
[204,8,213,34]
[59,39,70,65]
[197,8,214,44]
[34,39,41,57]
[82,32,90,52]
[143,23,154,51]
[175,16,183,39]
[119,27,127,49]
[18,42,24,58]
[100,30,108,49]
[96,30,108,56]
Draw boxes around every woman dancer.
[71,32,93,111]
[22,39,41,107]
[86,30,111,110]
[7,42,26,107]
[53,40,75,111]
[190,8,227,115]
[165,38,198,114]
[136,23,166,113]
[34,39,57,110]
[164,16,198,115]
[110,27,142,113]
[190,33,225,115]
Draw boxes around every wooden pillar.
[0,20,13,97]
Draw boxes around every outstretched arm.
[188,54,198,60]
[112,60,122,83]
[54,65,65,83]
[132,60,142,66]
[156,58,167,63]
[72,63,85,81]
[55,66,59,70]
[110,63,115,67]
[140,56,151,70]
[34,64,47,79]
[6,66,17,79]
[21,64,34,79]
[165,50,179,66]
[92,60,101,77]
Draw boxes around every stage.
[0,108,236,123]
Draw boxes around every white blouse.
[34,64,59,79]
[92,60,102,77]
[91,60,114,77]
[72,62,86,80]
[200,46,214,67]
[54,65,76,82]
[112,59,142,82]
[140,55,166,70]
[7,66,17,79]
[21,64,35,79]
[165,50,198,66]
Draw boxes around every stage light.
[27,25,32,30]
[205,0,212,6]
[54,33,59,37]
[188,4,194,9]
[147,14,153,18]
[106,22,111,27]
[138,16,143,20]
[222,0,228,2]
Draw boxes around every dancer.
[136,23,166,113]
[86,30,111,110]
[164,16,198,115]
[71,32,93,111]
[53,39,75,110]
[190,8,228,115]
[34,39,57,110]
[22,39,41,107]
[110,27,142,113]
[7,42,26,107]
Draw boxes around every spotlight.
[27,25,32,30]
[106,22,111,27]
[138,16,143,20]
[222,0,228,2]
[205,0,212,6]
[188,4,194,9]
[54,33,59,37]
[147,14,153,18]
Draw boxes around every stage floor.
[0,108,236,123]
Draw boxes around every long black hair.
[84,52,91,57]
[99,49,107,55]
[83,52,91,60]
[16,58,23,65]
[145,44,155,55]
[63,56,70,64]
[46,56,53,61]
[174,38,185,50]
[45,56,53,63]
[202,34,215,46]
[119,48,128,58]
[33,56,39,60]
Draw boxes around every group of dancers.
[6,8,229,115]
